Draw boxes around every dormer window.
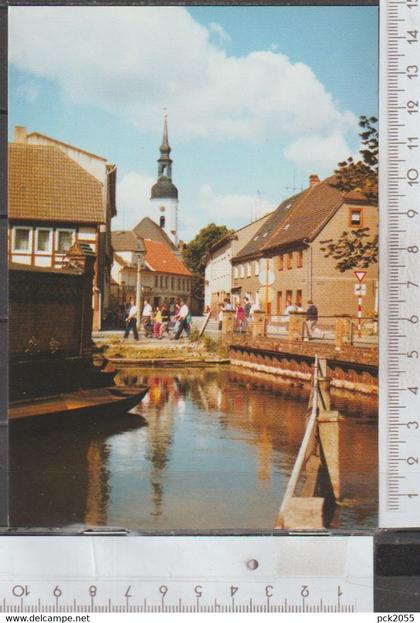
[350,207,363,227]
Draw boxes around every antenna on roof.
[285,169,298,194]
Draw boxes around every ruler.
[380,0,420,527]
[0,536,373,613]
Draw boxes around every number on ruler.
[407,29,418,43]
[407,168,419,185]
[407,100,419,114]
[406,65,418,78]
[407,137,419,149]
[406,0,418,8]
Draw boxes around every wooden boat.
[9,385,149,425]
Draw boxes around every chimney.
[309,174,320,188]
[14,126,27,143]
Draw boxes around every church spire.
[158,114,172,179]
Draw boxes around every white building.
[204,212,273,314]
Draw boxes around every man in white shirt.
[174,299,190,340]
[142,299,153,337]
[123,297,139,341]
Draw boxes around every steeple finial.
[160,110,170,155]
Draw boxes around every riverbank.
[94,334,230,367]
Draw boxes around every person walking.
[218,303,224,331]
[123,297,139,341]
[235,301,245,333]
[305,300,318,339]
[160,303,170,338]
[153,305,162,338]
[174,299,190,340]
[142,299,153,337]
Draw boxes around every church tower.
[150,115,179,245]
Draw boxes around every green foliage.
[189,327,200,342]
[182,223,233,303]
[323,115,378,272]
[333,115,378,203]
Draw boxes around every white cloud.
[283,131,357,173]
[9,5,356,156]
[114,171,156,231]
[208,21,231,45]
[115,173,275,242]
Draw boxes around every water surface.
[10,367,377,530]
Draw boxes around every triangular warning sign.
[354,270,367,282]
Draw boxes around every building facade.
[232,175,378,318]
[110,229,192,312]
[204,212,273,314]
[8,126,117,330]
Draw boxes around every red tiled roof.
[9,143,104,223]
[143,239,192,276]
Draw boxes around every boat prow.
[9,385,149,427]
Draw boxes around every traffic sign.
[258,269,275,287]
[354,283,367,296]
[354,270,367,283]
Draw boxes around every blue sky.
[9,5,378,241]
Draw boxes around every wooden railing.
[275,356,340,530]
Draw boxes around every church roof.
[151,175,178,200]
[133,217,176,248]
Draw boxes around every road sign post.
[354,271,367,337]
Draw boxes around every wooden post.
[288,311,305,342]
[335,317,352,351]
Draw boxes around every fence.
[222,310,378,348]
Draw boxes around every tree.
[182,223,233,304]
[320,115,378,272]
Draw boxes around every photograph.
[6,4,378,532]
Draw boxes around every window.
[35,228,52,253]
[233,266,238,279]
[165,276,168,288]
[57,229,74,253]
[287,252,293,270]
[286,290,293,307]
[177,278,180,289]
[160,276,164,288]
[254,260,260,276]
[239,265,244,278]
[350,208,363,227]
[297,249,303,268]
[246,262,251,277]
[296,289,302,308]
[277,254,284,271]
[160,215,166,228]
[155,276,159,287]
[13,227,31,252]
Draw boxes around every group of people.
[217,296,258,332]
[283,298,319,339]
[123,298,192,341]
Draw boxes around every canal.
[10,367,377,530]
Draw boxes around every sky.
[8,5,378,242]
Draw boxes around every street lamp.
[135,238,146,333]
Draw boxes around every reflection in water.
[10,367,377,530]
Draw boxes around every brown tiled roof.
[27,132,108,161]
[261,177,344,253]
[133,217,176,249]
[143,239,192,276]
[233,191,305,262]
[9,143,104,223]
[111,230,139,252]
